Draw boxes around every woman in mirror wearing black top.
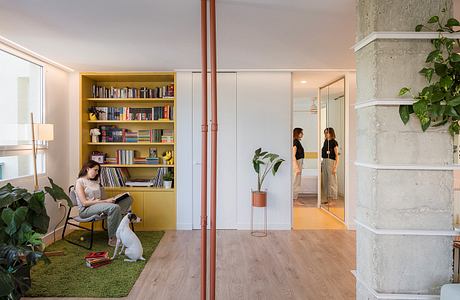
[293,128,304,202]
[321,127,339,204]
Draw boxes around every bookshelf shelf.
[88,142,174,146]
[101,164,174,168]
[87,98,175,102]
[87,120,174,124]
[80,72,177,230]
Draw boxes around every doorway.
[292,71,347,230]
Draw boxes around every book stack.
[85,251,111,268]
[133,157,147,164]
[125,132,138,143]
[161,129,174,143]
[146,157,159,165]
[138,130,151,142]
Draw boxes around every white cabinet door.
[192,73,237,229]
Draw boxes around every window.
[0,49,45,181]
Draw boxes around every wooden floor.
[25,230,356,300]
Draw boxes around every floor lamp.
[30,112,54,191]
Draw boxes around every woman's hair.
[78,160,101,181]
[324,127,336,139]
[293,128,303,139]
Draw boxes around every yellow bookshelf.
[80,72,177,230]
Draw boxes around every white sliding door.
[192,72,237,229]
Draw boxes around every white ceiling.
[0,0,356,71]
[292,71,345,99]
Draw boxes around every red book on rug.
[84,251,109,260]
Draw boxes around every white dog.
[111,213,145,262]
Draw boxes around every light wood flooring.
[25,230,355,300]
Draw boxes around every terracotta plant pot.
[252,191,267,207]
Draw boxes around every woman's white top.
[75,177,101,210]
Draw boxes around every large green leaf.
[426,50,441,63]
[448,96,460,106]
[272,159,284,175]
[450,53,460,62]
[44,177,71,207]
[447,18,460,27]
[440,76,453,90]
[420,67,434,82]
[1,207,28,236]
[0,271,14,297]
[415,24,423,32]
[399,105,411,124]
[434,63,448,77]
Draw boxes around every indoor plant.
[163,172,173,189]
[0,178,70,299]
[252,148,284,207]
[399,12,460,135]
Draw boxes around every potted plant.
[163,172,173,189]
[0,178,70,300]
[88,106,103,121]
[252,148,284,207]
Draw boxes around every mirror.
[319,77,345,221]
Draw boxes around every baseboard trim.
[42,225,75,246]
[354,271,440,299]
[176,223,193,230]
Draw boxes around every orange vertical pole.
[209,0,218,299]
[200,0,208,299]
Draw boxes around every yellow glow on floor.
[293,206,345,230]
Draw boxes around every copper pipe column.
[200,0,208,299]
[209,0,218,299]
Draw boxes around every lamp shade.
[34,124,54,141]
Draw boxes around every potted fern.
[252,148,284,207]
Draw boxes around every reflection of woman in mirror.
[292,128,304,202]
[321,127,338,204]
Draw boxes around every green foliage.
[0,244,50,300]
[252,148,285,191]
[0,178,69,299]
[399,13,460,134]
[163,172,174,182]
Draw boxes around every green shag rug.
[26,230,164,298]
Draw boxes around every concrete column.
[356,1,454,299]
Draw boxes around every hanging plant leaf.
[448,96,460,106]
[415,24,424,32]
[434,62,448,77]
[450,53,460,62]
[440,76,453,90]
[428,16,439,23]
[399,87,411,96]
[399,105,411,124]
[426,50,441,63]
[446,18,460,27]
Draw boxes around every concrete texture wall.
[356,0,454,298]
[357,0,453,40]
